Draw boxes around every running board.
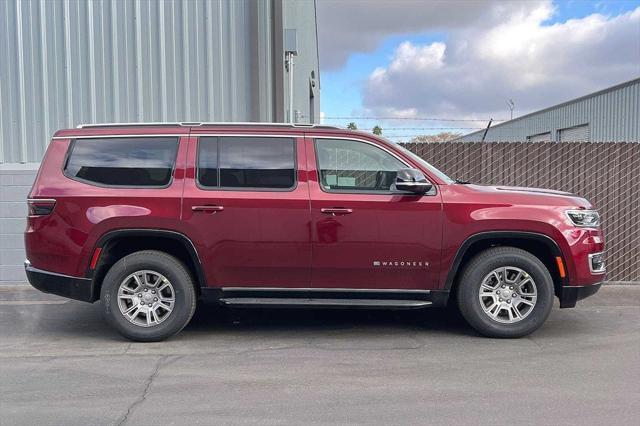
[218,297,433,309]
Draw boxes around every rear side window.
[197,136,296,189]
[64,137,178,187]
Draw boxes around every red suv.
[25,123,605,341]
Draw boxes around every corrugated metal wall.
[0,0,290,164]
[454,78,640,142]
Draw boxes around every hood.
[458,184,591,208]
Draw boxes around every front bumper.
[559,282,602,308]
[25,260,97,302]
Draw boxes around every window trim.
[313,137,435,196]
[195,136,299,192]
[62,137,180,189]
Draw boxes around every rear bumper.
[559,282,602,308]
[25,260,97,302]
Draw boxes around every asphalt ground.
[0,284,638,425]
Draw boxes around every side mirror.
[395,168,432,194]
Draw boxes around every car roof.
[51,122,382,140]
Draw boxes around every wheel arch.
[444,231,568,297]
[89,229,206,297]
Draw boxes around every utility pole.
[284,29,298,123]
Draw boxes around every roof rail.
[76,122,341,129]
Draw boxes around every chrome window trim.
[76,122,340,129]
[53,133,305,140]
[27,198,57,203]
[52,134,187,139]
[190,133,304,138]
[195,135,298,192]
[61,136,180,189]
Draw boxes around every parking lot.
[1,284,638,425]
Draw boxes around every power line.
[382,134,466,138]
[379,127,484,130]
[323,116,508,122]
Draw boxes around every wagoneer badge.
[373,261,429,268]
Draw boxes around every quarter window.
[197,137,296,189]
[64,137,178,187]
[315,138,406,192]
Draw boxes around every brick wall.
[0,166,37,282]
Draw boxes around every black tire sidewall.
[101,251,196,342]
[457,248,554,338]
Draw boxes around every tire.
[456,246,554,338]
[100,250,197,342]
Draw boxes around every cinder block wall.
[0,166,37,282]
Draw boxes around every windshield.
[394,143,454,184]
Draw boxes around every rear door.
[181,133,312,288]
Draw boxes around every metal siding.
[455,79,640,142]
[0,0,319,164]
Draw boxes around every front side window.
[197,136,296,189]
[315,138,406,192]
[64,137,178,187]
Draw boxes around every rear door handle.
[321,207,353,216]
[192,205,224,213]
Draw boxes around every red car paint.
[25,124,604,304]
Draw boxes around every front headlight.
[566,209,600,227]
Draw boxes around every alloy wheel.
[478,266,538,324]
[117,270,176,327]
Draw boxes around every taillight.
[27,198,56,216]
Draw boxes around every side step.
[219,297,432,309]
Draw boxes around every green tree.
[347,122,358,130]
[410,132,462,143]
[372,125,382,135]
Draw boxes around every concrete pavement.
[0,284,638,425]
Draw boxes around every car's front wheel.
[456,246,554,338]
[100,250,197,342]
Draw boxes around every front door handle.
[321,207,353,216]
[192,205,224,214]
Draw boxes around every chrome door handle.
[321,207,353,216]
[192,205,224,213]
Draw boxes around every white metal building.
[453,78,640,143]
[0,0,320,281]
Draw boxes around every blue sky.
[317,0,640,141]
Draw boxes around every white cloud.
[389,42,446,73]
[316,0,547,70]
[361,4,640,120]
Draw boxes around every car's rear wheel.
[100,250,196,342]
[456,246,554,338]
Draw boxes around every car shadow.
[183,301,475,336]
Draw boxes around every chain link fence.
[402,141,640,282]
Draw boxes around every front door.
[182,134,312,288]
[307,136,442,290]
